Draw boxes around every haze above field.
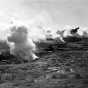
[0,0,88,27]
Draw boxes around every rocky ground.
[0,36,88,88]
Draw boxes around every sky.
[0,0,88,27]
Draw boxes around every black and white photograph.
[0,0,88,88]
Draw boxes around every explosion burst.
[0,16,88,61]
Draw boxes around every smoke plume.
[7,25,38,60]
[0,20,88,61]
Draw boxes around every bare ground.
[0,37,88,88]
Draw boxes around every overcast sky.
[0,0,88,27]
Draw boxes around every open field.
[0,37,88,88]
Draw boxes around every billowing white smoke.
[0,21,88,61]
[62,25,88,38]
[61,25,78,38]
[28,25,46,42]
[0,23,11,41]
[7,25,38,60]
[77,27,88,37]
[6,23,67,61]
[41,25,64,42]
